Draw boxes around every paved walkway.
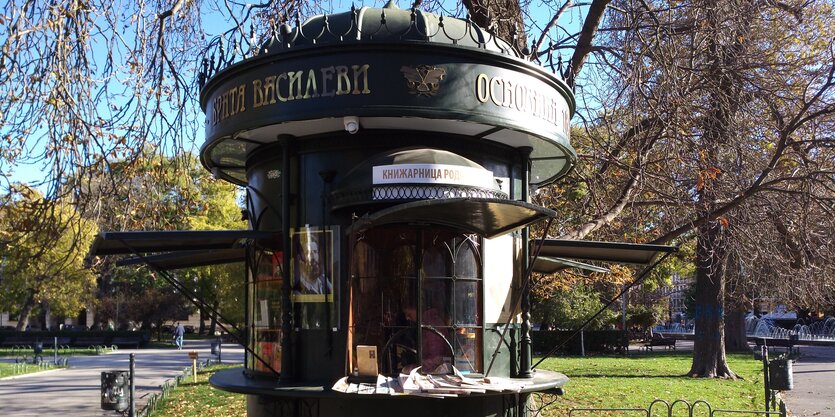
[783,345,835,417]
[0,339,243,417]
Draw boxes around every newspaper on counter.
[331,366,527,397]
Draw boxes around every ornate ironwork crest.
[400,65,446,97]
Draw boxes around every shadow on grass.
[180,380,212,388]
[535,351,695,361]
[565,373,688,378]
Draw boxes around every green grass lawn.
[0,347,107,357]
[0,362,64,378]
[150,364,246,417]
[148,352,767,417]
[536,351,766,416]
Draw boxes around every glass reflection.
[349,226,483,375]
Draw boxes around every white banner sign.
[372,163,495,189]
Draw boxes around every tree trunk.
[462,0,526,50]
[724,309,749,352]
[15,291,37,331]
[209,301,219,335]
[199,307,207,335]
[689,221,736,378]
[41,300,52,331]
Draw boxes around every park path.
[0,339,244,417]
[783,345,835,417]
[629,339,834,417]
[1,338,831,416]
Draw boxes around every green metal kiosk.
[200,3,574,416]
[93,3,585,416]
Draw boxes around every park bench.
[73,337,107,347]
[644,333,676,351]
[111,336,142,349]
[755,337,798,356]
[0,337,37,348]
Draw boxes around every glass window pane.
[352,275,383,349]
[422,232,453,277]
[421,327,453,373]
[422,247,449,277]
[353,240,377,278]
[348,226,482,376]
[389,244,416,278]
[422,279,451,327]
[454,238,480,278]
[251,251,282,374]
[453,327,481,374]
[454,281,480,326]
[381,277,417,328]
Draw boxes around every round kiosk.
[200,3,575,416]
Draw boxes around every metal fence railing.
[559,399,787,417]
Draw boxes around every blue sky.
[5,0,587,188]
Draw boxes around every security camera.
[343,116,359,134]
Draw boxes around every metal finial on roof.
[197,58,207,88]
[280,22,293,37]
[217,38,224,70]
[249,24,256,56]
[208,4,526,76]
[523,42,532,57]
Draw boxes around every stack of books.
[331,367,527,398]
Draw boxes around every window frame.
[349,225,484,376]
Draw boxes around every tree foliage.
[531,283,616,330]
[0,186,98,329]
[81,153,247,331]
[1,0,833,378]
[531,0,835,377]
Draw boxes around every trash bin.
[211,341,221,356]
[769,358,793,391]
[101,370,130,411]
[33,342,43,355]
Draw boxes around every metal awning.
[531,256,610,274]
[531,239,677,265]
[89,230,281,256]
[348,198,556,239]
[117,248,247,270]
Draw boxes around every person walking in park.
[173,322,185,350]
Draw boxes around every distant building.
[664,273,692,323]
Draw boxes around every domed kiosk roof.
[261,1,520,57]
[200,3,576,186]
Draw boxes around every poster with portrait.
[291,226,339,330]
[291,226,338,302]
